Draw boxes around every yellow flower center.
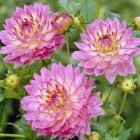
[97,34,118,53]
[45,87,67,110]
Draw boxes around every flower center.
[20,18,39,37]
[45,86,66,110]
[97,35,118,53]
[21,19,33,31]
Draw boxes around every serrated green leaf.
[58,0,81,15]
[4,88,20,99]
[80,0,96,23]
[58,0,69,11]
[104,11,120,19]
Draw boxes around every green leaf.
[52,50,67,65]
[104,11,120,19]
[80,0,96,23]
[58,0,81,15]
[0,80,6,88]
[0,93,4,102]
[6,122,23,133]
[0,62,6,80]
[70,57,79,67]
[58,0,69,11]
[4,88,20,99]
[0,57,14,73]
[105,132,120,140]
[118,128,132,140]
[134,30,140,38]
[91,121,107,134]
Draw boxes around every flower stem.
[65,33,70,64]
[118,92,128,116]
[95,0,102,18]
[103,83,115,106]
[97,76,106,122]
[0,100,6,129]
[81,26,86,33]
[0,134,25,138]
[100,76,105,98]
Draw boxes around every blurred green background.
[0,0,140,140]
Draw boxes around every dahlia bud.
[6,74,20,89]
[120,77,136,94]
[134,17,140,30]
[74,16,82,28]
[54,13,73,33]
[88,132,100,140]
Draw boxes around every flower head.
[72,18,140,83]
[21,63,104,140]
[54,13,73,33]
[0,3,65,67]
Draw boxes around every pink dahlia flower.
[72,18,140,83]
[21,63,104,140]
[0,3,65,67]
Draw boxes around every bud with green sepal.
[6,74,20,89]
[120,77,137,94]
[74,16,82,28]
[134,17,140,30]
[85,131,101,140]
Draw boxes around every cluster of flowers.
[0,3,140,140]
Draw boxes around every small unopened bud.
[113,113,123,122]
[120,77,136,94]
[135,17,140,30]
[6,74,20,89]
[74,16,82,28]
[88,132,100,140]
[54,13,73,33]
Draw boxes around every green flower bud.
[88,132,100,140]
[6,74,20,89]
[135,17,140,30]
[74,17,82,28]
[120,77,136,94]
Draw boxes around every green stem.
[81,26,86,33]
[65,33,70,64]
[0,100,6,129]
[103,83,115,106]
[95,0,102,18]
[97,76,105,122]
[118,92,128,116]
[100,76,105,98]
[0,134,25,138]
